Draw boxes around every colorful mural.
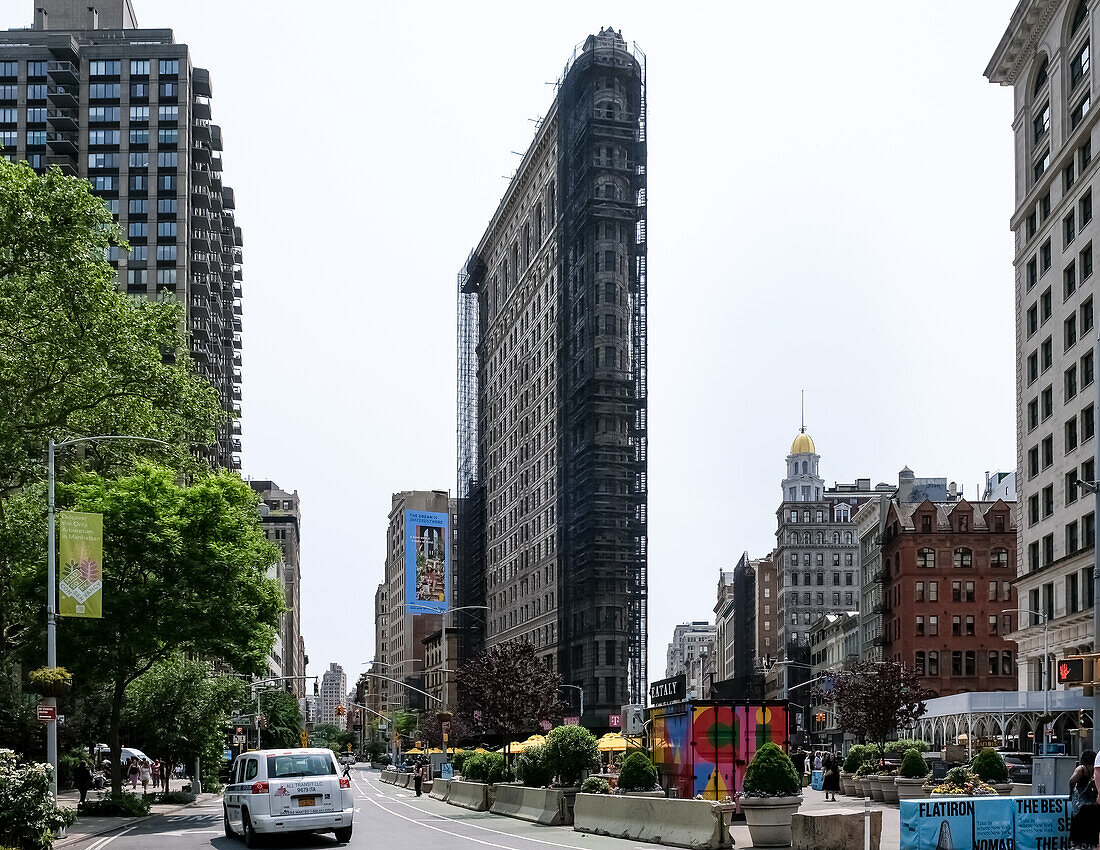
[650,701,789,800]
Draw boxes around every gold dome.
[790,431,816,454]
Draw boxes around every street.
[59,766,662,850]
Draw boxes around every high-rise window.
[88,60,121,76]
[130,60,150,76]
[159,59,180,75]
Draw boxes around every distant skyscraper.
[319,662,345,726]
[0,0,245,467]
[987,0,1097,695]
[456,26,648,726]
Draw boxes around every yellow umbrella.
[597,733,627,752]
[473,747,491,754]
[405,747,424,755]
[428,748,443,754]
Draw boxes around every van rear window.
[266,754,336,778]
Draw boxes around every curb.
[54,794,218,847]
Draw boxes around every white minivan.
[223,748,354,846]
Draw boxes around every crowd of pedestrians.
[71,754,177,807]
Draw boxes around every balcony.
[191,323,209,341]
[231,420,242,435]
[210,124,223,151]
[191,168,210,188]
[233,318,242,333]
[233,283,242,299]
[190,191,210,209]
[192,100,211,121]
[190,299,210,318]
[191,123,210,144]
[233,267,242,281]
[46,85,77,107]
[230,454,242,470]
[191,257,210,275]
[232,438,242,453]
[232,352,242,366]
[222,186,235,210]
[46,61,78,83]
[232,333,242,349]
[231,386,242,401]
[232,301,242,316]
[45,108,77,130]
[191,233,210,252]
[192,68,212,98]
[190,278,210,299]
[191,144,210,164]
[44,154,76,175]
[46,132,77,154]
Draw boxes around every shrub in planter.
[462,754,489,783]
[0,750,76,850]
[855,761,878,778]
[886,738,931,755]
[617,752,658,792]
[899,748,930,779]
[930,766,997,797]
[450,751,468,775]
[80,793,152,817]
[150,791,196,805]
[743,743,801,797]
[972,749,1009,784]
[544,725,598,787]
[581,776,611,794]
[516,746,555,788]
[843,744,871,774]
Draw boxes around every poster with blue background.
[405,510,450,613]
[900,798,1015,850]
[1013,796,1071,850]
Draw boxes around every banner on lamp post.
[58,511,103,618]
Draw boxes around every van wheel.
[222,805,234,838]
[335,825,353,843]
[241,809,261,847]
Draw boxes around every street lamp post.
[44,434,167,798]
[398,603,488,711]
[1005,607,1050,752]
[560,683,584,723]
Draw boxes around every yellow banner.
[59,511,103,618]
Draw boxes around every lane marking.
[361,795,518,849]
[365,782,603,850]
[86,826,137,850]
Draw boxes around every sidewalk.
[728,789,899,849]
[54,778,217,847]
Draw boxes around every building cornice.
[985,0,1062,85]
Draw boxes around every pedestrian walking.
[822,754,840,802]
[160,760,170,792]
[414,759,429,796]
[151,759,161,791]
[139,759,152,794]
[74,760,92,807]
[127,758,139,790]
[813,751,823,772]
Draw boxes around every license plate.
[297,797,315,807]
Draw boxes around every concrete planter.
[894,776,929,800]
[878,775,899,804]
[858,776,874,798]
[575,793,736,849]
[839,771,856,796]
[991,783,1013,796]
[740,795,803,848]
[867,775,885,802]
[618,789,667,797]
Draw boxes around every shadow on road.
[213,833,346,848]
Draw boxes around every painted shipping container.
[648,700,789,800]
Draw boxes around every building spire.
[800,389,806,434]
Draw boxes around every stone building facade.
[987,0,1100,696]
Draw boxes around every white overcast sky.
[2,0,1020,690]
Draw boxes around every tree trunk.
[109,676,125,796]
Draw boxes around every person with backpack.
[1069,749,1099,848]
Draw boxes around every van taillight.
[251,781,269,794]
[339,777,351,789]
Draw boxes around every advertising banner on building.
[58,511,103,618]
[405,510,449,612]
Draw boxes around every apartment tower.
[987,0,1099,691]
[456,28,647,725]
[0,0,244,467]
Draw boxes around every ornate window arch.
[1033,55,1050,97]
[1072,0,1089,38]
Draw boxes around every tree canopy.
[821,661,929,757]
[456,641,562,742]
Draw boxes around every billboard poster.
[1013,797,1071,850]
[59,511,103,618]
[405,510,449,612]
[900,798,1017,850]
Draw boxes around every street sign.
[649,674,686,706]
[299,730,309,748]
[233,735,245,744]
[36,704,57,722]
[608,714,622,728]
[563,716,580,726]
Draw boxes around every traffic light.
[314,680,319,696]
[336,704,345,717]
[1058,658,1086,684]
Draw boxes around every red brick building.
[879,498,1018,697]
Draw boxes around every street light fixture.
[1005,606,1051,752]
[560,683,584,722]
[397,603,489,711]
[44,434,168,798]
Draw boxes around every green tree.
[47,466,283,793]
[121,656,249,785]
[257,689,303,750]
[456,642,561,747]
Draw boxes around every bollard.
[864,794,870,850]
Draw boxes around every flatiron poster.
[405,510,449,612]
[58,511,103,618]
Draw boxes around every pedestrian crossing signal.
[1058,657,1086,684]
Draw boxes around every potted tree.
[855,761,877,799]
[740,743,803,847]
[840,746,864,796]
[972,748,1012,796]
[615,752,662,797]
[894,748,930,800]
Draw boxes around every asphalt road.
[61,766,654,850]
